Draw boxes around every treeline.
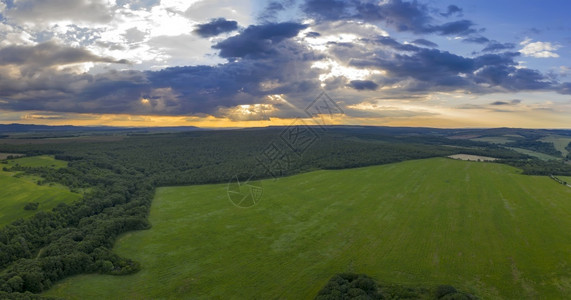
[0,127,553,295]
[315,273,477,299]
[499,158,571,176]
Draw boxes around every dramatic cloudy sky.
[0,0,570,128]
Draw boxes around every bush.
[316,273,384,299]
[436,285,457,298]
[441,292,473,300]
[23,203,39,211]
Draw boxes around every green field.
[540,135,571,157]
[0,156,79,227]
[3,155,68,168]
[45,158,571,299]
[507,147,561,161]
[556,176,571,185]
[471,136,516,144]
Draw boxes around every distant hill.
[0,123,206,134]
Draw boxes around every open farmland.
[0,156,80,227]
[507,147,561,161]
[4,155,68,168]
[540,135,571,157]
[46,158,571,299]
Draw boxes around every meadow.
[0,156,79,227]
[556,176,571,185]
[471,136,516,144]
[45,158,571,299]
[540,135,571,157]
[507,147,561,161]
[3,155,68,168]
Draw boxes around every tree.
[23,203,39,211]
[6,276,23,293]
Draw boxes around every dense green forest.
[0,127,569,298]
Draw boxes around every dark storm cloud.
[463,36,490,44]
[302,0,349,20]
[146,43,322,115]
[213,22,308,59]
[305,31,321,38]
[0,18,567,119]
[375,36,420,51]
[258,0,296,21]
[490,99,521,106]
[434,20,475,36]
[0,42,129,69]
[346,38,553,93]
[440,5,462,17]
[194,18,238,38]
[0,58,315,116]
[349,80,379,90]
[558,82,571,94]
[482,41,516,52]
[411,39,438,48]
[0,68,149,113]
[473,52,519,67]
[302,0,476,36]
[354,0,431,32]
[0,25,322,117]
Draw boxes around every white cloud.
[519,39,560,58]
[5,0,114,25]
[0,23,35,47]
[0,0,250,71]
[161,0,202,12]
[184,0,253,24]
[312,59,383,82]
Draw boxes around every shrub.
[23,203,39,211]
[436,285,458,298]
[316,273,384,299]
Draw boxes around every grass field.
[507,147,561,161]
[0,156,79,227]
[3,155,68,168]
[540,135,571,157]
[45,158,571,299]
[555,176,571,185]
[471,136,516,144]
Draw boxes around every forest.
[0,126,569,298]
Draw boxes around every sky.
[0,0,570,128]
